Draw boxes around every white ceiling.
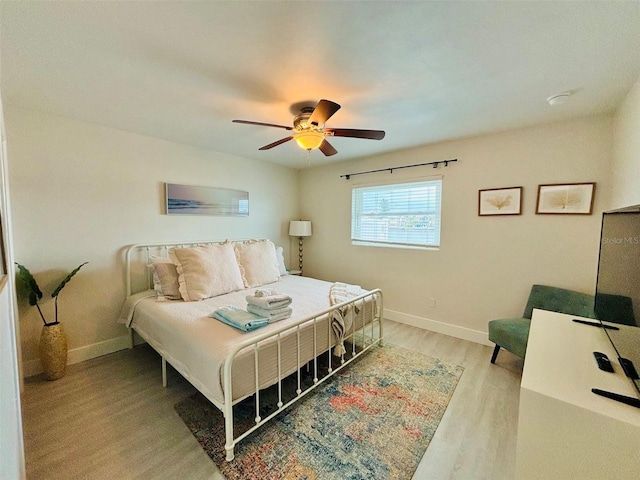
[1,1,639,169]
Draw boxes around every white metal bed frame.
[124,240,384,461]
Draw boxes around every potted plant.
[15,262,88,380]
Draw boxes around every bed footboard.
[222,288,383,461]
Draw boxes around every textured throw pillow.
[275,246,288,275]
[149,256,182,300]
[169,242,245,301]
[234,239,281,288]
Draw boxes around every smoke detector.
[547,92,572,106]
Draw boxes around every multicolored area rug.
[174,344,463,480]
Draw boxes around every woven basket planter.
[39,323,68,380]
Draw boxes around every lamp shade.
[289,220,312,237]
[294,131,324,150]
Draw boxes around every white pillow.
[234,239,280,288]
[149,259,182,300]
[275,246,288,275]
[169,242,245,301]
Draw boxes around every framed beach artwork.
[165,183,249,216]
[536,182,595,215]
[478,186,522,216]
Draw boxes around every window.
[351,178,442,249]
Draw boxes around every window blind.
[351,179,442,248]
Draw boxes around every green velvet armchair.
[488,284,596,363]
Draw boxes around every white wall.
[6,104,626,368]
[6,107,299,376]
[299,115,613,343]
[612,75,640,209]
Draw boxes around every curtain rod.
[339,158,458,180]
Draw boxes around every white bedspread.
[123,275,369,406]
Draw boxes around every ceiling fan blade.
[232,119,293,130]
[326,128,385,140]
[319,139,338,157]
[259,136,293,150]
[308,99,341,126]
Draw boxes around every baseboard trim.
[23,334,131,378]
[22,311,492,377]
[384,308,492,346]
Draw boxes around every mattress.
[125,275,375,406]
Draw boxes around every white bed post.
[223,356,235,461]
[378,292,385,346]
[161,357,167,388]
[125,246,137,349]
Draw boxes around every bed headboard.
[124,239,262,296]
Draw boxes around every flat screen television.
[594,204,640,398]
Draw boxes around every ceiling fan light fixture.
[294,131,324,150]
[233,99,384,157]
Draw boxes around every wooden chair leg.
[490,344,501,364]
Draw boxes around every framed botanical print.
[536,183,595,215]
[479,186,522,216]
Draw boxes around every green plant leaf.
[28,291,38,306]
[15,263,43,305]
[51,262,88,298]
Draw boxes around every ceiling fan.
[232,99,385,157]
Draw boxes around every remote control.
[619,357,639,380]
[593,352,614,373]
[592,388,640,409]
[572,319,619,330]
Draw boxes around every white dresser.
[515,309,640,479]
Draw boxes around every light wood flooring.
[21,321,523,479]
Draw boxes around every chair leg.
[490,344,501,364]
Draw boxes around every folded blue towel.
[211,306,269,332]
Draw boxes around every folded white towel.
[246,294,292,310]
[247,304,292,323]
[247,304,292,317]
[266,309,292,323]
[254,288,279,297]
